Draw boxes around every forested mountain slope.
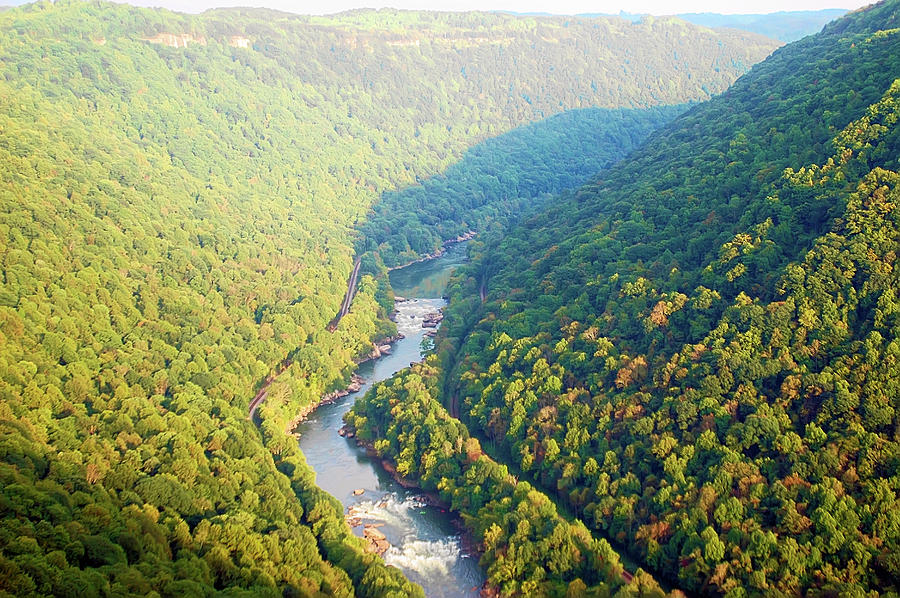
[0,1,779,595]
[345,358,674,597]
[426,1,900,595]
[358,105,686,268]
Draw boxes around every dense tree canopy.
[357,105,685,268]
[0,0,778,594]
[431,2,900,595]
[345,357,672,597]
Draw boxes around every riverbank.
[296,238,466,434]
[346,435,498,597]
[293,248,484,596]
[286,333,407,434]
[285,373,362,435]
[387,231,476,272]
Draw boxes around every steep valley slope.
[409,1,900,595]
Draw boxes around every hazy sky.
[8,0,871,16]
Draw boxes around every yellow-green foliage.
[439,3,900,596]
[346,358,668,598]
[0,1,779,594]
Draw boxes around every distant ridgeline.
[423,1,900,596]
[351,8,854,271]
[675,9,849,42]
[511,9,847,42]
[0,1,778,596]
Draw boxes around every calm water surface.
[294,242,482,597]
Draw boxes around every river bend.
[294,243,482,597]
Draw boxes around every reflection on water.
[295,243,482,597]
[389,242,469,299]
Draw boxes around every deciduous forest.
[4,0,899,597]
[0,1,779,595]
[388,2,900,595]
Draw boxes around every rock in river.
[363,525,390,555]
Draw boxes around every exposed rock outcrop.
[422,311,444,328]
[142,32,206,48]
[287,374,364,434]
[363,525,390,555]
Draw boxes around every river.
[294,242,483,597]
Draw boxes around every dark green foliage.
[434,3,900,596]
[358,106,686,268]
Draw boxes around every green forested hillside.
[414,2,900,595]
[345,358,671,597]
[0,1,777,595]
[357,105,685,268]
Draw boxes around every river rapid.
[294,242,484,597]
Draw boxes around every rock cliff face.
[141,32,252,49]
[142,32,206,48]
